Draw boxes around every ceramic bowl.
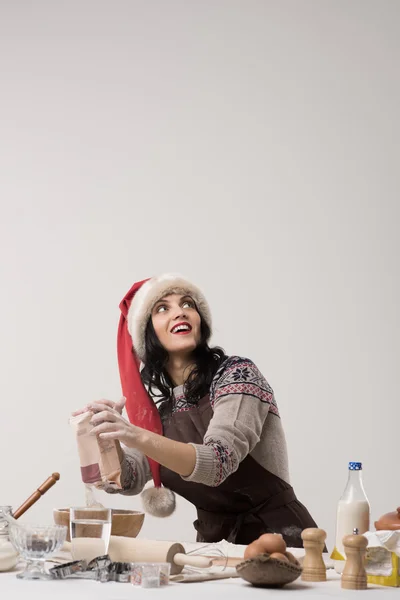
[53,508,144,542]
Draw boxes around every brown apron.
[160,395,321,547]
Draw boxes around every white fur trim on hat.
[127,273,212,362]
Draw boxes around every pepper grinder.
[301,528,327,582]
[341,529,368,590]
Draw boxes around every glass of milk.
[70,507,112,563]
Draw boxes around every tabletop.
[1,569,398,598]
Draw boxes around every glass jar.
[0,506,19,572]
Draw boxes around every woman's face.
[151,293,201,356]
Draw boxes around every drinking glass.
[70,507,111,563]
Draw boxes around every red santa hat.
[117,274,212,517]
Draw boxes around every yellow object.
[330,546,344,560]
[366,550,400,587]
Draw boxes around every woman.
[75,274,320,546]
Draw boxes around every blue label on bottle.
[348,462,362,470]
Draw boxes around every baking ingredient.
[0,507,18,572]
[336,500,369,551]
[269,552,289,562]
[244,532,287,560]
[332,462,370,574]
[244,541,266,560]
[258,533,286,554]
[284,551,299,565]
[70,411,122,489]
[374,507,400,531]
[0,541,18,572]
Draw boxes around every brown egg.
[257,533,287,554]
[284,551,299,565]
[244,540,266,560]
[269,552,289,563]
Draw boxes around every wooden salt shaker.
[301,528,327,582]
[341,531,368,590]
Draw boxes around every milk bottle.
[331,462,370,574]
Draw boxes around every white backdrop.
[0,1,398,547]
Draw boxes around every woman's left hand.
[89,402,140,448]
[89,402,197,478]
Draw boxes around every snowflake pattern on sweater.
[110,356,288,495]
[208,438,237,486]
[206,356,278,485]
[164,356,279,486]
[210,356,279,416]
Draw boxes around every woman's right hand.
[71,396,126,417]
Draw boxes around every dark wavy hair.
[140,314,227,404]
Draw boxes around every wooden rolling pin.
[108,536,212,575]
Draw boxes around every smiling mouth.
[171,323,192,335]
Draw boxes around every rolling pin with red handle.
[108,536,212,575]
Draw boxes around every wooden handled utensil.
[108,536,212,575]
[12,473,60,519]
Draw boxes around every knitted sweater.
[105,356,290,496]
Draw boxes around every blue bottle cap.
[348,462,362,470]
